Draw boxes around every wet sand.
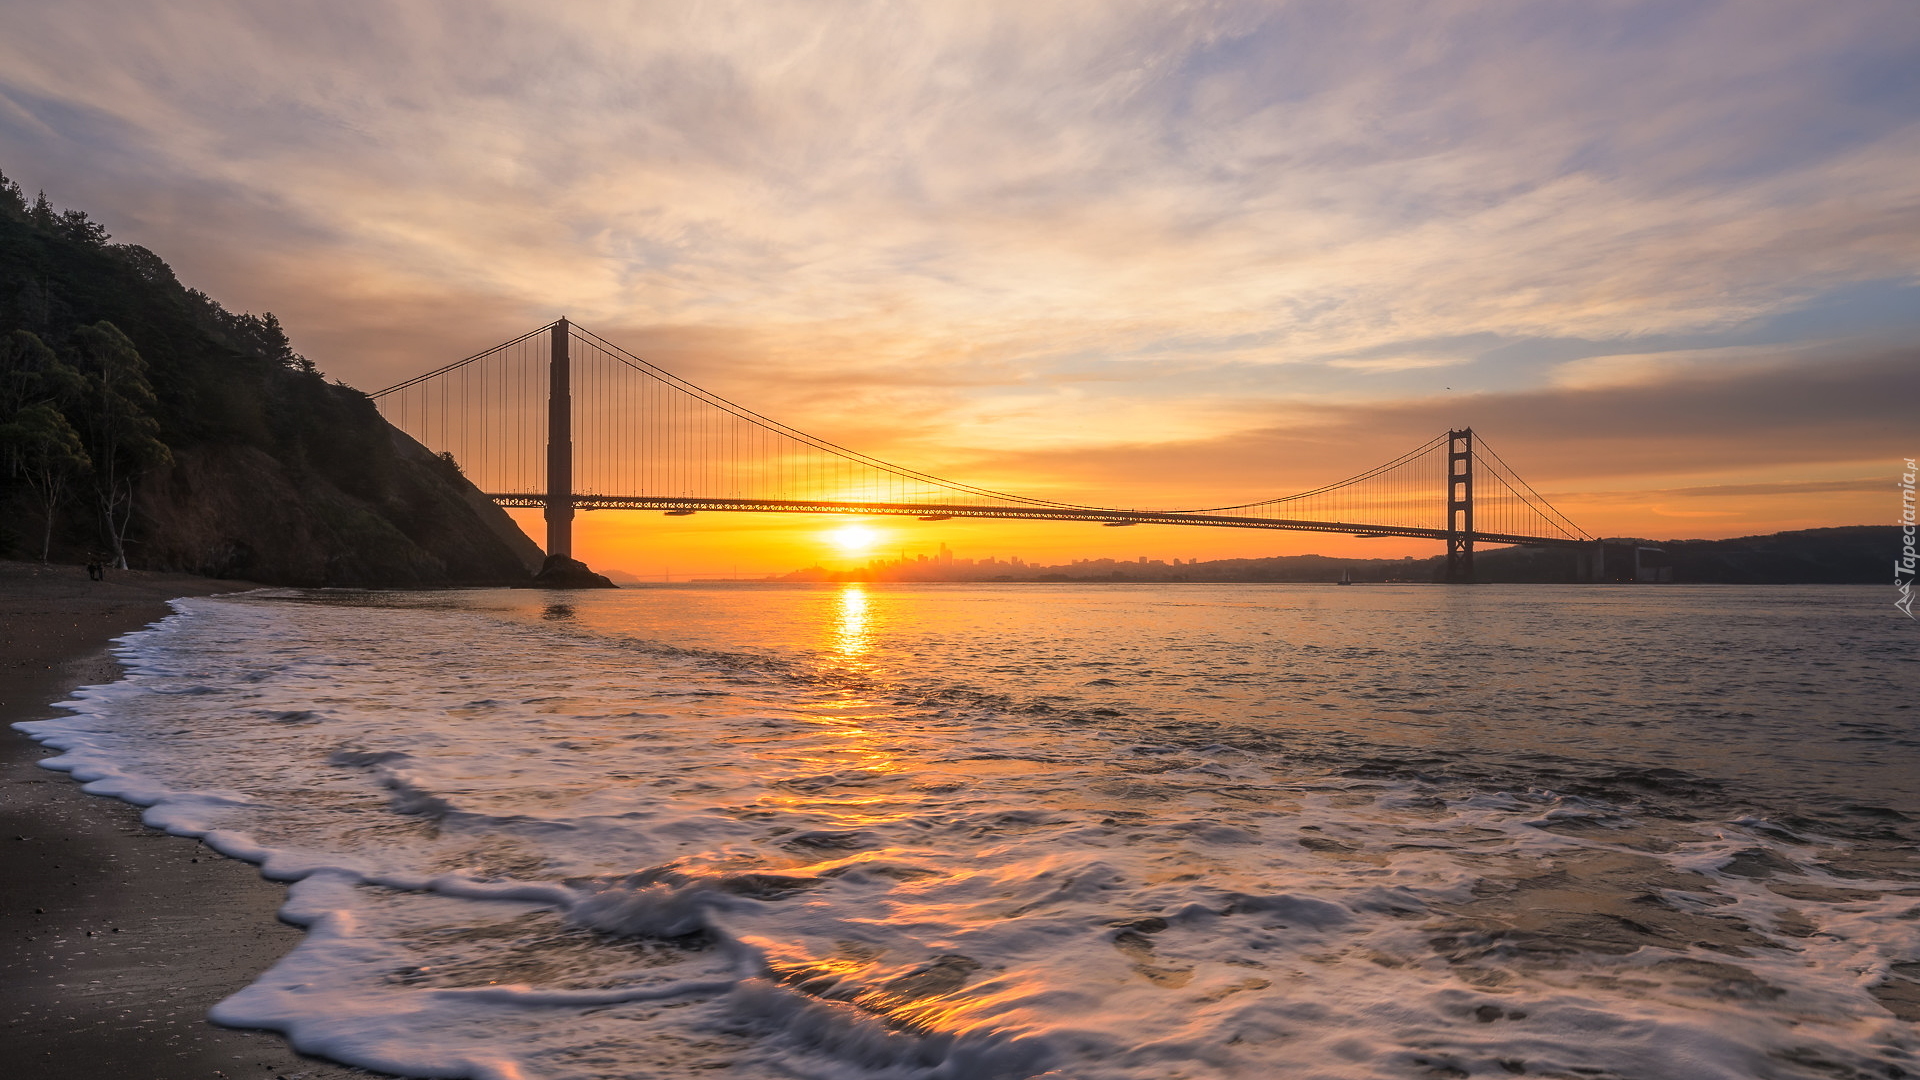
[0,561,375,1079]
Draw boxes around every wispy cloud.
[959,345,1916,505]
[1565,479,1892,502]
[1327,355,1472,375]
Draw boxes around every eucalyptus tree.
[0,330,90,559]
[68,322,169,569]
[3,403,89,560]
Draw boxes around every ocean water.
[15,583,1920,1080]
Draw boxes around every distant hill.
[1467,526,1892,583]
[782,526,1899,585]
[0,171,540,585]
[1599,526,1894,584]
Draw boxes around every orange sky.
[2,2,1914,577]
[514,476,1889,581]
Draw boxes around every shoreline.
[0,560,375,1080]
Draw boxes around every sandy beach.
[0,561,374,1080]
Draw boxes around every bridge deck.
[484,494,1589,549]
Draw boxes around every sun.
[826,523,884,556]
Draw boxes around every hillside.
[0,172,540,585]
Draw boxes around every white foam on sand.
[15,593,1920,1080]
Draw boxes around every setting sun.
[825,523,885,557]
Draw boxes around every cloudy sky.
[3,1,1915,572]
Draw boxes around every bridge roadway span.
[484,494,1589,550]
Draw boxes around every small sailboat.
[1337,568,1354,585]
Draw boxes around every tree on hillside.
[68,322,169,568]
[0,328,84,419]
[0,168,26,218]
[197,301,317,376]
[2,403,90,560]
[49,205,110,246]
[0,329,90,559]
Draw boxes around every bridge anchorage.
[372,320,1596,583]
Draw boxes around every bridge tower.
[1444,428,1474,583]
[545,318,574,558]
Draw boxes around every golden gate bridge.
[370,320,1596,582]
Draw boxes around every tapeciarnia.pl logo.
[1899,458,1917,619]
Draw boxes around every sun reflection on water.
[832,583,871,658]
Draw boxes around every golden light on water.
[833,584,871,658]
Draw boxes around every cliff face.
[127,368,544,585]
[135,436,541,586]
[0,173,542,585]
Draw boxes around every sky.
[2,0,1916,575]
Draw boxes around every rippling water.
[17,583,1920,1080]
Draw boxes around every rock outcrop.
[519,554,618,589]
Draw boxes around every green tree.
[1,329,85,421]
[210,307,317,375]
[0,167,27,219]
[0,330,90,559]
[55,208,110,247]
[68,322,169,568]
[0,403,90,560]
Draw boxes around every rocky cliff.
[136,434,541,586]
